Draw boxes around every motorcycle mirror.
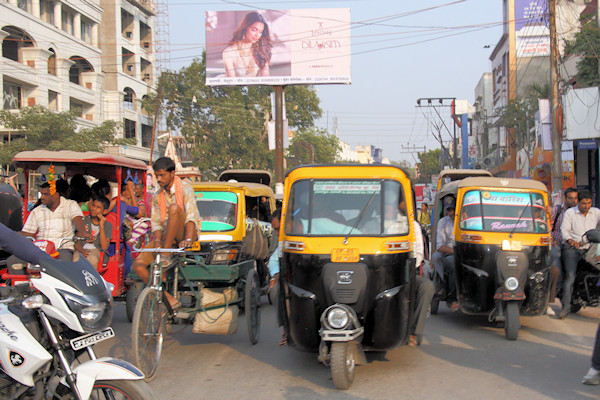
[585,229,600,244]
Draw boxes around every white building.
[1,0,104,130]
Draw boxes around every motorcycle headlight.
[326,307,349,329]
[58,290,113,333]
[505,277,519,292]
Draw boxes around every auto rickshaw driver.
[432,197,458,311]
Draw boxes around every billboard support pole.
[274,85,285,194]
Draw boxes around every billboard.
[515,0,549,57]
[205,9,351,86]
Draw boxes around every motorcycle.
[0,244,157,399]
[564,229,600,313]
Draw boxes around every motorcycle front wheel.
[90,380,158,399]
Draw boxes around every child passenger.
[80,196,113,268]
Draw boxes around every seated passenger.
[77,196,113,267]
[432,198,458,311]
[132,157,201,310]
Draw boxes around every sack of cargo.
[200,286,238,308]
[241,218,272,260]
[193,305,238,335]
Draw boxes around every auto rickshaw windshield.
[459,189,549,233]
[195,191,237,232]
[284,179,409,236]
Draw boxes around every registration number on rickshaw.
[331,248,359,263]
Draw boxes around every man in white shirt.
[21,182,91,261]
[559,189,600,318]
[432,198,458,311]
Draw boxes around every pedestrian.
[582,322,600,385]
[559,189,600,318]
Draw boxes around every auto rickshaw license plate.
[331,248,359,263]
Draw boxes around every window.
[124,118,136,139]
[141,124,152,147]
[47,48,56,75]
[2,26,33,62]
[69,56,94,85]
[81,19,92,44]
[17,0,30,12]
[458,190,548,233]
[3,80,22,110]
[284,179,407,236]
[69,98,84,117]
[40,0,54,24]
[61,9,74,35]
[48,90,58,111]
[123,87,135,110]
[195,191,238,232]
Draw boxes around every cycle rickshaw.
[131,179,275,380]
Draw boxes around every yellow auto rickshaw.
[278,164,417,389]
[430,176,552,340]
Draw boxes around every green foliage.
[286,128,340,167]
[390,160,415,179]
[152,54,322,181]
[415,149,441,183]
[0,106,129,165]
[564,16,600,88]
[496,97,536,150]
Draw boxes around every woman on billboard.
[223,12,273,77]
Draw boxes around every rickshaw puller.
[132,157,201,310]
[432,200,458,311]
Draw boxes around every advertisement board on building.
[205,9,351,86]
[515,0,549,58]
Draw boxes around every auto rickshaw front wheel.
[504,301,519,341]
[330,342,356,390]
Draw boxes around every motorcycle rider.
[559,189,600,319]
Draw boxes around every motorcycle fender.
[64,357,144,399]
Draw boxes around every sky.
[165,0,505,164]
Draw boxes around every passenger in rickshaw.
[432,197,458,311]
[132,156,201,310]
[20,182,93,261]
[68,174,92,211]
[77,195,113,268]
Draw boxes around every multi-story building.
[99,0,156,162]
[1,0,104,133]
[0,0,157,163]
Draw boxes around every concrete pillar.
[32,0,40,18]
[91,23,98,47]
[73,12,81,39]
[53,1,61,29]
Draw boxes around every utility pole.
[550,0,563,194]
[273,86,285,194]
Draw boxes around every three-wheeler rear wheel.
[245,268,261,344]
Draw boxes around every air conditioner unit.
[127,64,134,72]
[142,41,150,49]
[143,73,150,80]
[126,31,133,38]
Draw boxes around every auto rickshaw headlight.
[505,277,519,291]
[327,307,350,329]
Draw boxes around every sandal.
[408,335,418,347]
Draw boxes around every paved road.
[98,299,600,400]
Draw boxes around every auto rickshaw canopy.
[192,181,276,212]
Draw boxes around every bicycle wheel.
[131,287,164,381]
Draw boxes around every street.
[97,297,600,400]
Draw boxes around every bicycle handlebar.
[131,246,187,253]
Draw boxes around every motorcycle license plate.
[70,327,115,351]
[331,248,359,263]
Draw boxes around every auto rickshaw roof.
[285,163,410,180]
[456,176,549,193]
[192,181,276,210]
[12,150,148,171]
[218,169,272,186]
[437,169,493,189]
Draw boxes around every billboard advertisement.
[205,9,351,86]
[515,0,549,57]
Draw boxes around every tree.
[0,106,129,165]
[414,149,442,183]
[564,15,600,88]
[390,160,415,179]
[146,54,322,181]
[286,128,340,167]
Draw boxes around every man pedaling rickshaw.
[132,157,201,310]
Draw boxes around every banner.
[205,9,351,86]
